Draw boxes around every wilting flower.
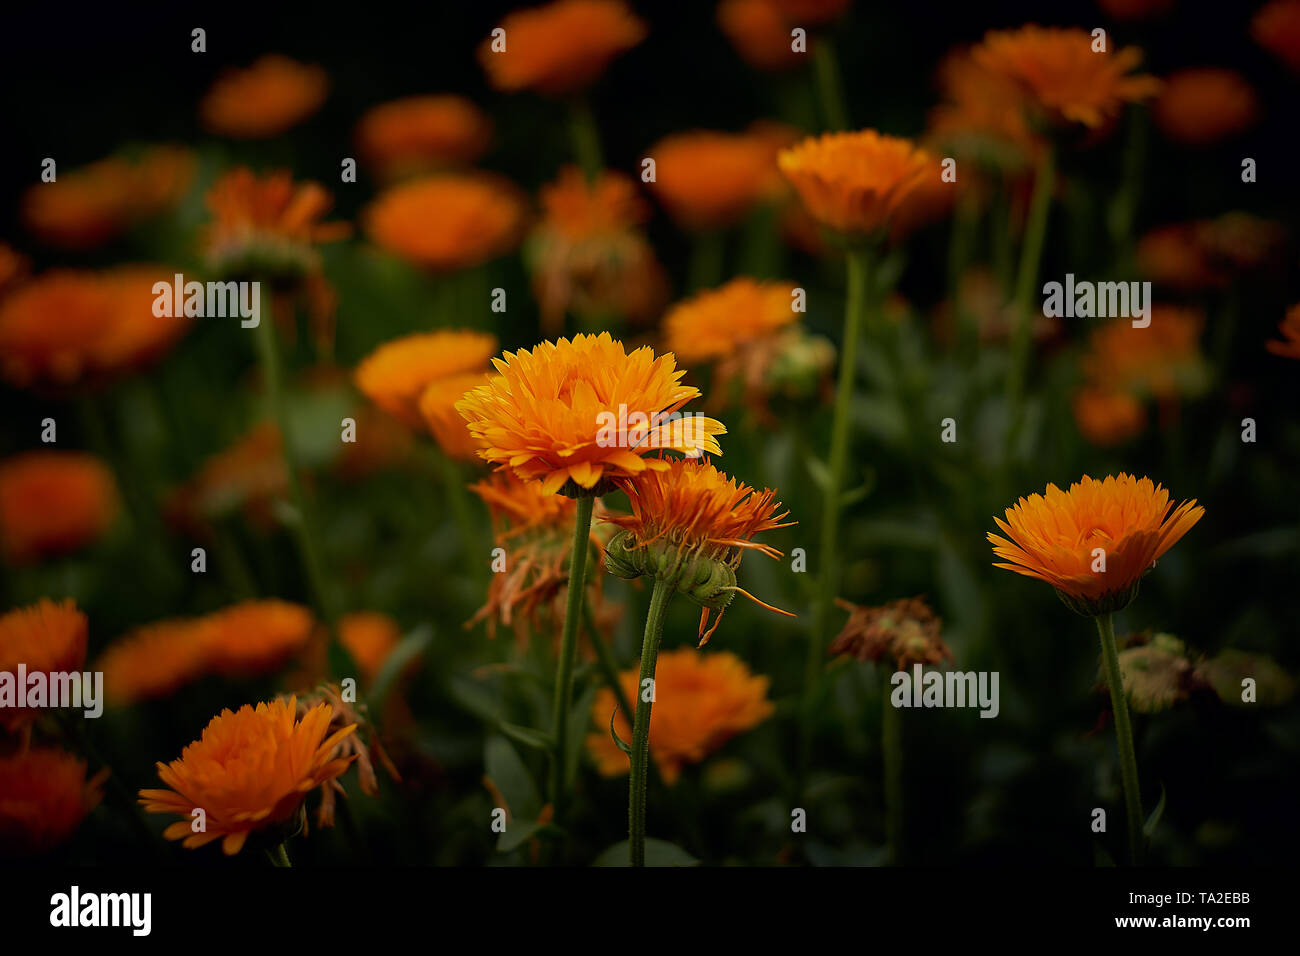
[457,332,726,496]
[1266,304,1300,359]
[98,619,213,706]
[1113,633,1196,713]
[1153,69,1258,145]
[989,474,1204,616]
[338,612,402,684]
[364,174,526,273]
[277,684,400,829]
[478,0,647,96]
[717,0,807,71]
[0,267,190,390]
[0,453,118,564]
[354,329,498,429]
[200,55,328,138]
[1073,388,1147,447]
[646,130,785,231]
[1080,307,1209,401]
[604,458,793,644]
[0,748,106,856]
[355,94,493,181]
[1252,0,1300,73]
[971,26,1160,130]
[468,471,607,644]
[525,165,667,333]
[778,130,945,239]
[829,595,953,671]
[0,599,88,730]
[20,146,195,250]
[139,697,356,855]
[587,648,773,783]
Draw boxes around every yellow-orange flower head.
[0,453,119,564]
[0,748,106,856]
[139,697,356,855]
[971,26,1160,130]
[355,94,493,180]
[456,332,726,497]
[989,474,1204,616]
[1153,69,1258,146]
[355,329,498,429]
[663,277,800,364]
[98,619,214,706]
[479,0,647,96]
[587,648,773,783]
[0,599,88,730]
[419,371,494,460]
[604,458,793,644]
[364,174,527,273]
[647,130,784,231]
[777,130,944,239]
[200,55,328,138]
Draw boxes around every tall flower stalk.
[1095,611,1143,863]
[627,577,674,866]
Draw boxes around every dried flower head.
[829,595,953,671]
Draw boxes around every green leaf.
[484,735,543,853]
[1143,782,1167,840]
[805,456,830,492]
[592,839,700,867]
[498,721,553,753]
[368,624,432,712]
[448,672,505,723]
[609,708,632,755]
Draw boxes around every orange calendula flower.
[927,49,1042,169]
[663,278,800,363]
[203,600,315,677]
[1136,223,1228,291]
[989,474,1204,616]
[364,174,527,273]
[1253,0,1300,72]
[479,0,647,96]
[98,619,213,706]
[468,471,609,644]
[604,458,793,644]
[0,748,106,856]
[0,453,118,564]
[1080,307,1209,401]
[200,55,328,138]
[1266,304,1300,359]
[355,329,498,430]
[1153,68,1258,145]
[972,26,1160,130]
[355,94,493,181]
[587,648,773,783]
[204,168,349,280]
[0,267,189,390]
[456,332,726,497]
[139,697,356,855]
[647,130,785,231]
[1072,388,1147,447]
[20,146,196,250]
[166,422,288,533]
[338,612,402,684]
[419,371,493,460]
[0,599,88,730]
[778,130,946,239]
[717,0,807,72]
[526,165,667,333]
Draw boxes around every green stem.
[436,451,475,557]
[687,230,725,292]
[800,245,871,793]
[1096,612,1143,865]
[882,670,903,864]
[1005,146,1055,455]
[266,842,292,867]
[252,312,339,630]
[811,40,849,131]
[629,576,674,867]
[569,99,604,182]
[548,494,596,827]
